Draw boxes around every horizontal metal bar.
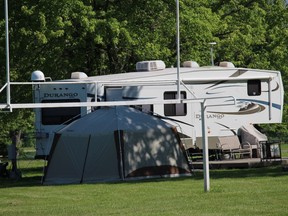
[184,96,236,107]
[0,99,177,109]
[0,97,209,109]
[0,93,240,110]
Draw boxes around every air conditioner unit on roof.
[136,60,166,72]
[183,61,200,68]
[219,61,235,68]
[71,72,88,79]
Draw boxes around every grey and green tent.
[43,106,191,185]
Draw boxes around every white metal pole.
[210,47,214,66]
[176,0,181,102]
[209,42,216,66]
[5,0,11,109]
[201,101,210,192]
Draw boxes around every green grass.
[0,150,288,216]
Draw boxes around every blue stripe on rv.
[238,99,281,110]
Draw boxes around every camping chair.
[217,135,252,159]
[182,138,203,161]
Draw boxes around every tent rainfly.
[43,106,191,185]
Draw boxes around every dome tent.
[43,106,191,185]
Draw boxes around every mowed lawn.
[0,150,288,216]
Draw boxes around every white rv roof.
[60,66,280,84]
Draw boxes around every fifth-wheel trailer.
[32,60,284,159]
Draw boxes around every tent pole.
[115,107,125,180]
[118,130,124,180]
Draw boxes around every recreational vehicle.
[32,60,284,159]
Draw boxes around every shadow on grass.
[208,165,288,179]
[0,166,43,188]
[1,165,287,188]
[103,165,288,185]
[185,165,287,180]
[0,176,42,188]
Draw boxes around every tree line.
[0,0,288,148]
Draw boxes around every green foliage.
[1,0,288,74]
[0,109,34,148]
[262,104,288,140]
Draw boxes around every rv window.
[131,105,154,114]
[164,91,187,116]
[41,99,81,125]
[247,80,261,96]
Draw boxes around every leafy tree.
[0,0,98,150]
[180,1,221,65]
[209,0,288,139]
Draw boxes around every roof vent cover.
[219,61,235,68]
[136,60,166,72]
[183,61,200,68]
[71,72,88,79]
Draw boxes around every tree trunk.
[9,130,22,173]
